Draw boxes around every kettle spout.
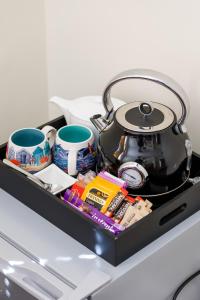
[90,114,108,133]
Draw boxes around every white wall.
[2,1,199,149]
[46,0,200,152]
[0,0,48,144]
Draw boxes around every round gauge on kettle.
[118,162,148,189]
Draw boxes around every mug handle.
[41,125,57,148]
[68,150,78,176]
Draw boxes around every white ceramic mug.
[6,126,57,173]
[53,124,96,175]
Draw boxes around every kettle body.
[91,69,192,197]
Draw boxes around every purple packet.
[64,189,124,235]
[64,189,81,206]
[98,171,127,188]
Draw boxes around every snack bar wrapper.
[64,189,125,235]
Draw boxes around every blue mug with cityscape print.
[54,125,96,176]
[6,126,57,173]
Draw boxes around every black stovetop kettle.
[91,69,192,197]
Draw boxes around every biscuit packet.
[105,189,128,218]
[113,195,135,224]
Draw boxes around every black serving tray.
[1,116,200,266]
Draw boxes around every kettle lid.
[115,101,175,133]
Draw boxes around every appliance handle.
[103,69,189,126]
[159,203,187,226]
[0,259,63,300]
[68,270,111,300]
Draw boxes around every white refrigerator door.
[0,234,111,300]
[0,237,72,299]
[0,188,112,299]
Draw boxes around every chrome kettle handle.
[103,69,189,126]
